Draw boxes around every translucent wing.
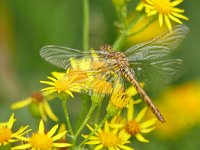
[131,59,185,90]
[40,45,87,69]
[125,25,189,61]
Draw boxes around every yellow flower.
[40,70,89,98]
[11,91,58,122]
[110,99,157,143]
[83,121,133,150]
[12,120,71,150]
[125,103,156,143]
[91,78,113,104]
[0,114,29,146]
[106,84,130,116]
[137,0,189,30]
[156,81,200,138]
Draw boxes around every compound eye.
[99,45,113,52]
[107,45,113,52]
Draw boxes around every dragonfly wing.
[125,25,189,61]
[130,59,185,90]
[40,45,93,69]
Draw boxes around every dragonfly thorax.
[109,52,130,68]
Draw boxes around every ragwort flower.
[110,86,156,143]
[124,103,156,143]
[137,0,189,30]
[40,70,88,98]
[11,91,58,122]
[0,114,29,146]
[106,83,131,116]
[83,121,133,150]
[12,120,71,150]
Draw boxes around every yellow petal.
[147,10,157,16]
[127,100,134,121]
[94,144,104,150]
[12,143,31,150]
[51,72,65,79]
[172,12,189,20]
[141,126,156,133]
[11,98,32,109]
[46,76,57,82]
[39,103,47,122]
[172,8,184,13]
[136,2,144,11]
[140,118,157,128]
[7,113,15,129]
[47,124,58,137]
[52,142,72,147]
[164,15,172,31]
[118,145,134,150]
[126,86,137,97]
[86,140,101,145]
[38,120,45,134]
[158,14,163,27]
[65,90,74,98]
[44,101,58,122]
[40,80,55,86]
[135,107,148,122]
[86,124,94,131]
[52,131,67,141]
[171,0,183,6]
[146,0,154,5]
[104,121,110,132]
[136,133,149,143]
[15,125,30,135]
[169,14,183,24]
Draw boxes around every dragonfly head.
[99,45,114,52]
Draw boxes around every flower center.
[125,120,140,135]
[0,127,12,143]
[99,132,121,147]
[55,78,70,92]
[31,92,44,102]
[153,0,172,14]
[30,133,52,149]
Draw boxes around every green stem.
[94,103,102,123]
[75,95,90,132]
[83,0,89,50]
[112,34,126,50]
[78,114,111,148]
[75,103,97,138]
[61,100,75,140]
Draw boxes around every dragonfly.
[40,25,189,123]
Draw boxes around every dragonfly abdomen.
[121,67,165,123]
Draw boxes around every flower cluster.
[83,86,157,149]
[0,114,70,149]
[136,0,189,30]
[6,0,190,149]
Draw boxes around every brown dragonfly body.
[100,45,165,123]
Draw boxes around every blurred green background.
[0,0,200,149]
